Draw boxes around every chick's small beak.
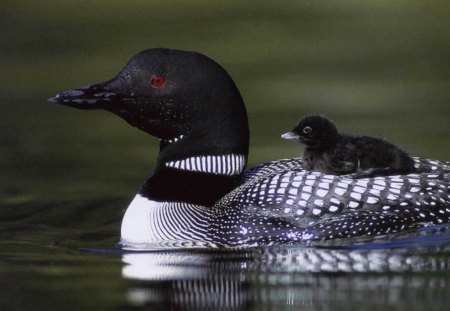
[281,131,299,140]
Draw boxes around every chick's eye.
[303,126,312,134]
[150,75,165,88]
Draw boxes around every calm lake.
[1,1,450,310]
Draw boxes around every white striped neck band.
[165,154,246,176]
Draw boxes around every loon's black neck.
[139,87,250,206]
[139,166,244,206]
[140,140,248,206]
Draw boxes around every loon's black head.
[50,48,249,162]
[282,115,338,149]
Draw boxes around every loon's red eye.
[151,75,165,88]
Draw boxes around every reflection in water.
[125,278,251,311]
[123,251,252,310]
[121,229,450,310]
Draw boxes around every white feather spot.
[312,208,322,215]
[316,189,328,198]
[329,206,339,212]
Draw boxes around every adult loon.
[282,114,416,178]
[50,48,450,248]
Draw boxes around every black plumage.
[51,49,450,246]
[282,115,416,178]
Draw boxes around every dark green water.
[1,1,450,310]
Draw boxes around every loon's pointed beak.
[281,131,299,140]
[49,80,118,110]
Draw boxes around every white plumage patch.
[165,154,246,175]
[120,194,211,246]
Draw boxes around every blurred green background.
[1,1,450,310]
[2,0,449,208]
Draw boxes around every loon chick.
[50,48,450,248]
[282,115,416,178]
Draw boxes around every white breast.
[120,194,212,247]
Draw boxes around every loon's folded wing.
[216,157,450,243]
